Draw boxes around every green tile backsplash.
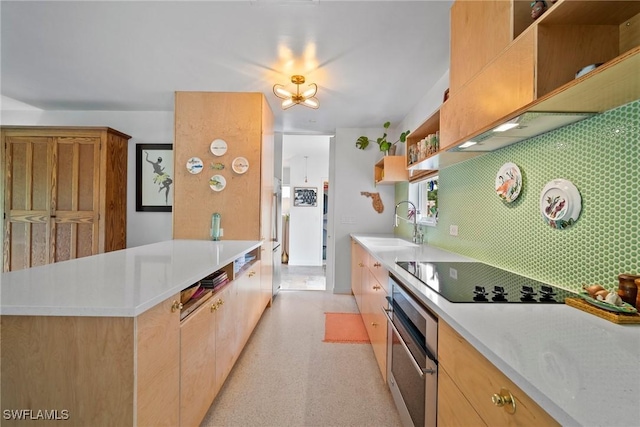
[399,100,639,292]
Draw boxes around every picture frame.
[136,144,174,212]
[293,187,318,207]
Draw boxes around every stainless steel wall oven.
[385,274,438,427]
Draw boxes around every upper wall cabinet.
[441,0,640,152]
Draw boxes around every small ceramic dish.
[575,63,603,79]
[209,174,226,191]
[210,139,228,156]
[579,292,638,314]
[186,157,204,174]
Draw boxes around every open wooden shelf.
[374,155,408,184]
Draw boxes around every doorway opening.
[279,134,331,291]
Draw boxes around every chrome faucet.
[394,200,420,243]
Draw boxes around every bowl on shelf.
[180,283,201,304]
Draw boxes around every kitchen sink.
[359,237,419,248]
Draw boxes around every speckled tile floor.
[200,290,402,427]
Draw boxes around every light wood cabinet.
[374,155,408,184]
[212,284,239,396]
[362,268,388,383]
[438,321,560,427]
[1,126,130,272]
[449,0,515,96]
[438,367,487,427]
[136,295,182,427]
[179,294,217,427]
[351,240,388,382]
[441,30,536,150]
[351,239,368,312]
[441,1,640,151]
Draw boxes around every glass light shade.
[274,86,293,98]
[302,97,319,109]
[301,84,317,98]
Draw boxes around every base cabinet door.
[213,284,239,396]
[438,321,560,426]
[351,240,367,312]
[180,295,217,427]
[438,367,487,427]
[136,295,181,427]
[363,272,388,383]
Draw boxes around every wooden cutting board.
[565,298,640,324]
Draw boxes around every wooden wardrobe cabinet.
[1,126,131,272]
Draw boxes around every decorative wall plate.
[209,174,226,192]
[232,157,249,174]
[539,179,581,229]
[210,139,228,156]
[186,157,204,174]
[495,162,522,203]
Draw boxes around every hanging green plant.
[355,121,410,153]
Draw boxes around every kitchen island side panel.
[1,315,135,427]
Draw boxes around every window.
[409,175,438,226]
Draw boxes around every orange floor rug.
[323,312,370,344]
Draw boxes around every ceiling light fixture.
[273,75,319,110]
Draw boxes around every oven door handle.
[382,307,436,378]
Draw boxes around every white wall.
[0,107,174,248]
[329,128,396,294]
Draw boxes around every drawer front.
[438,322,559,426]
[364,277,388,382]
[367,257,389,292]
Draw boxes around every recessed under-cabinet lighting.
[459,141,477,148]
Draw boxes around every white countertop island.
[352,233,640,427]
[0,239,262,317]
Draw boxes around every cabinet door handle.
[358,262,364,267]
[371,322,378,327]
[248,271,256,277]
[373,285,381,291]
[211,303,218,312]
[373,262,381,268]
[171,300,183,312]
[492,388,516,414]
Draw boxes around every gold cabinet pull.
[358,262,364,267]
[211,298,224,311]
[171,300,183,312]
[492,388,516,414]
[373,262,381,267]
[248,271,256,277]
[371,322,378,327]
[373,284,381,291]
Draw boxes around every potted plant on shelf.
[355,121,410,156]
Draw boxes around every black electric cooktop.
[396,261,578,303]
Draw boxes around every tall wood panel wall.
[173,92,274,243]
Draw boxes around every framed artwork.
[136,144,173,212]
[293,187,317,207]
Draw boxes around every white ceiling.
[0,0,453,135]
